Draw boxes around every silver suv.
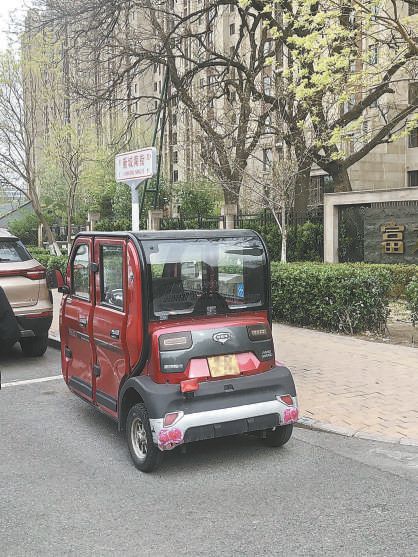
[0,228,52,356]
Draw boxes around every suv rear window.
[0,240,31,262]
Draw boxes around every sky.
[0,0,26,50]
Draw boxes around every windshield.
[0,240,31,262]
[142,236,267,320]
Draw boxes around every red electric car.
[55,230,298,472]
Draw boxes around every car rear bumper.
[16,312,53,337]
[150,396,298,450]
[143,365,298,450]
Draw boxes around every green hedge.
[345,263,417,299]
[27,247,68,276]
[406,278,418,326]
[271,262,392,334]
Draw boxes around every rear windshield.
[142,236,267,320]
[0,239,31,262]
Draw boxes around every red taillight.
[0,265,45,280]
[278,394,294,406]
[180,378,200,394]
[163,411,184,427]
[24,267,46,280]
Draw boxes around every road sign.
[115,147,157,231]
[115,147,157,185]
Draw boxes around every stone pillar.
[220,204,238,230]
[87,211,101,232]
[324,198,339,263]
[147,209,163,231]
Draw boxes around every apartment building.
[23,1,417,218]
[150,1,417,213]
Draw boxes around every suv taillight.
[0,265,46,280]
[24,267,46,280]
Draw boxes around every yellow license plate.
[207,355,240,378]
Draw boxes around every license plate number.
[207,355,240,378]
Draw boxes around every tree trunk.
[222,182,240,206]
[331,167,352,192]
[29,188,61,255]
[293,165,311,214]
[281,205,287,263]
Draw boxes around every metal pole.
[131,184,140,232]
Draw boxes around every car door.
[61,238,95,402]
[92,238,129,417]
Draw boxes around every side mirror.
[46,268,66,291]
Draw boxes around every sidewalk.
[50,292,418,445]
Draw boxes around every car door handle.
[110,329,120,339]
[79,317,87,328]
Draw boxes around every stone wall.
[364,204,418,264]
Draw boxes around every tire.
[20,334,48,357]
[126,403,162,473]
[263,424,293,447]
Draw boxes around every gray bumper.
[119,365,298,450]
[150,395,299,450]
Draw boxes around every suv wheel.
[20,334,48,357]
[126,403,162,472]
[263,424,293,447]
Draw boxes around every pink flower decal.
[158,427,184,450]
[283,407,299,424]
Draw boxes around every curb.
[48,334,61,350]
[48,334,418,448]
[296,416,418,448]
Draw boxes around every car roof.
[76,229,260,241]
[0,228,17,239]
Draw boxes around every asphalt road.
[1,345,417,557]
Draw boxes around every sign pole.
[130,183,141,232]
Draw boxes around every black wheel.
[263,424,293,447]
[126,403,162,472]
[20,334,48,357]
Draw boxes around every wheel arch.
[119,381,145,432]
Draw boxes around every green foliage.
[8,213,40,245]
[345,263,418,299]
[406,278,418,326]
[270,262,391,334]
[175,180,223,218]
[250,222,323,262]
[27,246,68,275]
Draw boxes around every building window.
[408,82,418,105]
[172,114,177,126]
[172,132,177,145]
[408,170,418,187]
[229,23,235,35]
[409,2,418,16]
[309,175,333,206]
[262,148,272,172]
[173,170,179,182]
[408,127,418,148]
[263,76,272,96]
[368,44,378,65]
[173,151,178,164]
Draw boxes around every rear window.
[0,240,31,262]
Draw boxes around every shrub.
[346,263,417,299]
[27,246,68,276]
[271,262,392,334]
[406,278,418,326]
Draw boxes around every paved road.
[1,347,417,556]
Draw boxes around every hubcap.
[131,417,148,460]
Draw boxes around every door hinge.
[93,364,101,378]
[89,262,99,273]
[64,346,72,359]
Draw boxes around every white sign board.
[115,147,157,185]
